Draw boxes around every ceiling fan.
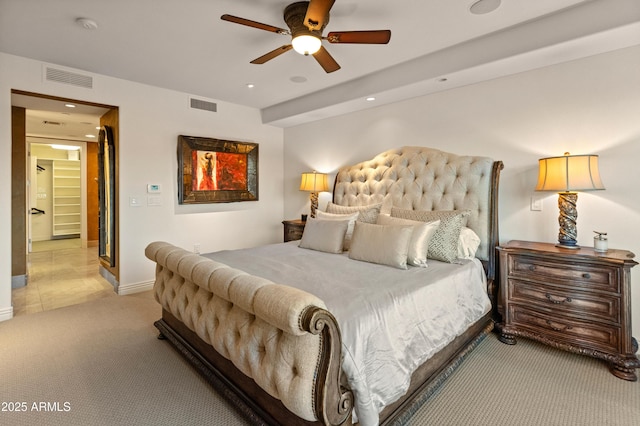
[221,0,391,73]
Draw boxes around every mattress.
[205,241,491,425]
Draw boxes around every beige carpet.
[0,291,638,426]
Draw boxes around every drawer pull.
[545,320,572,332]
[582,273,591,279]
[545,293,572,304]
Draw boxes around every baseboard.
[118,280,154,295]
[11,275,27,288]
[99,265,119,290]
[0,306,14,322]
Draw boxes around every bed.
[146,146,503,425]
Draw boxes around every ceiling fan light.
[292,35,321,56]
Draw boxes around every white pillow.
[315,210,359,251]
[298,218,350,254]
[325,202,382,224]
[376,215,440,267]
[348,222,413,270]
[457,227,481,259]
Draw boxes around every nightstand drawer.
[508,279,620,323]
[510,255,619,293]
[286,227,304,241]
[282,219,306,242]
[508,305,621,353]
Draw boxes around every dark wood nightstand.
[496,240,639,381]
[282,219,306,242]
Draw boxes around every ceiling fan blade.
[304,0,335,31]
[313,46,340,73]
[250,45,293,64]
[221,14,289,35]
[327,30,391,44]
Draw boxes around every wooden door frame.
[11,90,120,283]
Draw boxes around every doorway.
[11,90,119,316]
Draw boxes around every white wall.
[0,52,284,319]
[283,45,640,333]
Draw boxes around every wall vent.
[43,120,64,126]
[190,98,217,113]
[45,66,93,89]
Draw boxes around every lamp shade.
[535,153,605,192]
[300,171,330,193]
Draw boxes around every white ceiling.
[3,0,640,133]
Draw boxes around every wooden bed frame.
[150,146,503,425]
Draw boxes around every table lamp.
[535,152,605,249]
[300,171,330,218]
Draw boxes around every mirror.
[98,125,115,266]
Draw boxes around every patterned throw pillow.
[325,202,382,224]
[390,208,471,263]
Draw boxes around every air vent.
[45,66,93,89]
[190,98,217,113]
[43,120,64,126]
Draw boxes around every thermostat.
[147,184,161,193]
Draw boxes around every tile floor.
[12,239,116,316]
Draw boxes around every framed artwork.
[178,135,258,204]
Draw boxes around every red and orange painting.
[192,150,247,191]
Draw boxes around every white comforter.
[205,241,491,425]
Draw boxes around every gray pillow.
[348,222,413,269]
[390,208,471,263]
[325,202,382,224]
[299,218,350,254]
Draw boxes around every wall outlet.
[193,244,200,254]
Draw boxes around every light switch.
[530,196,542,211]
[147,195,162,206]
[129,196,142,207]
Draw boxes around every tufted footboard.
[145,241,353,425]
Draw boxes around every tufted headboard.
[333,146,503,279]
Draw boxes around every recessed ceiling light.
[290,76,307,83]
[76,17,98,30]
[366,97,376,102]
[246,83,255,88]
[52,144,80,150]
[85,134,96,138]
[64,103,76,108]
[470,0,501,15]
[96,126,101,130]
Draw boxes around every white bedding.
[205,241,491,425]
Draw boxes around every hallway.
[12,239,116,316]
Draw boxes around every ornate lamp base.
[556,191,580,249]
[309,191,319,218]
